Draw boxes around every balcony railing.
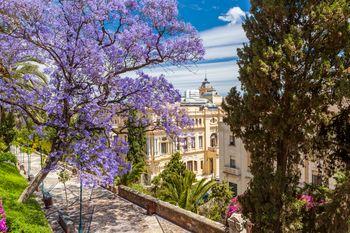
[223,166,241,176]
[208,147,217,152]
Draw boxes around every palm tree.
[159,170,215,212]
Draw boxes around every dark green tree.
[151,152,187,197]
[159,152,187,183]
[126,110,147,165]
[0,106,16,152]
[223,0,350,232]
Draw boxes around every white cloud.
[218,7,246,25]
[135,6,250,95]
[200,23,247,60]
[143,60,240,96]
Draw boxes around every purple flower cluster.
[0,201,7,233]
[0,0,204,186]
[227,197,241,218]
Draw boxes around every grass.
[0,162,51,233]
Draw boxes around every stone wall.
[118,185,226,233]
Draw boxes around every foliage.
[0,152,17,166]
[116,162,146,186]
[199,181,233,223]
[150,153,215,212]
[159,152,187,182]
[158,170,215,212]
[126,110,147,166]
[0,0,203,201]
[0,162,50,232]
[13,122,55,157]
[58,169,70,184]
[223,0,350,231]
[316,107,350,174]
[0,107,15,152]
[210,181,234,201]
[151,152,187,196]
[315,173,350,232]
[129,183,152,196]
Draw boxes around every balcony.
[208,147,218,153]
[223,166,241,176]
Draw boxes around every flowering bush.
[299,194,314,210]
[299,194,326,211]
[226,197,242,218]
[0,201,7,233]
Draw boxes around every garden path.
[14,149,188,233]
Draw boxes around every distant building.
[199,77,223,106]
[145,78,224,179]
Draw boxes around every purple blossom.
[0,0,203,186]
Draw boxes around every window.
[194,161,198,171]
[200,160,203,169]
[312,174,322,186]
[154,138,158,155]
[229,135,235,146]
[199,119,202,125]
[176,140,180,151]
[210,117,217,124]
[210,133,217,147]
[146,138,150,158]
[209,158,214,174]
[161,142,167,155]
[183,138,188,151]
[187,161,193,171]
[198,136,203,149]
[230,158,236,168]
[191,137,196,149]
[196,119,198,125]
[229,182,238,196]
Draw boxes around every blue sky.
[146,0,251,96]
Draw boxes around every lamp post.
[78,175,83,233]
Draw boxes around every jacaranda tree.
[0,0,204,203]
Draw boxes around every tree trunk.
[18,151,60,203]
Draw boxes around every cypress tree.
[223,1,350,232]
[126,110,147,165]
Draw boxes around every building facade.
[145,79,224,179]
[219,123,336,196]
[218,122,252,195]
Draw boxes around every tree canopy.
[0,0,204,202]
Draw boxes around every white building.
[219,122,336,195]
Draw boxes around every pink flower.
[300,194,314,210]
[0,218,7,233]
[0,202,7,233]
[226,197,242,217]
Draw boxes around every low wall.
[118,185,226,233]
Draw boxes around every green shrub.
[0,152,17,165]
[0,162,51,232]
[129,183,151,196]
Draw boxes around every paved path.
[14,148,189,233]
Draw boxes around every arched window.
[210,133,217,147]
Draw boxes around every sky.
[145,0,251,96]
